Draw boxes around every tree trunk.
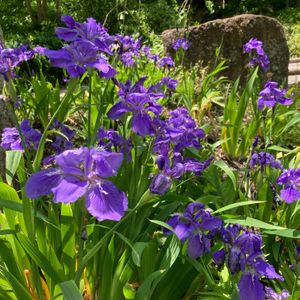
[41,0,48,20]
[55,0,61,20]
[36,0,42,22]
[24,0,37,25]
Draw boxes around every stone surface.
[0,98,14,182]
[0,27,13,182]
[162,14,289,86]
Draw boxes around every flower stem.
[87,73,92,147]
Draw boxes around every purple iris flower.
[238,272,265,300]
[243,38,270,71]
[265,287,290,300]
[164,202,224,259]
[55,15,113,55]
[107,77,163,136]
[120,52,136,66]
[149,172,173,195]
[250,152,283,170]
[1,119,41,151]
[160,77,178,91]
[51,119,75,153]
[258,81,293,110]
[154,107,205,154]
[25,147,128,222]
[214,226,284,300]
[0,44,34,80]
[0,127,22,150]
[158,56,175,68]
[115,34,141,55]
[172,38,191,51]
[276,168,300,203]
[150,152,212,195]
[44,40,116,78]
[252,136,259,149]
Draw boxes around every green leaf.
[149,219,175,233]
[5,151,22,186]
[0,240,27,288]
[225,217,285,230]
[213,160,237,190]
[267,145,291,153]
[160,235,180,270]
[123,283,136,299]
[280,112,300,134]
[115,232,142,267]
[61,204,75,277]
[135,270,165,300]
[132,242,148,267]
[264,229,300,239]
[0,198,59,230]
[59,280,83,300]
[17,233,64,283]
[212,200,265,214]
[0,267,32,300]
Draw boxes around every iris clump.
[108,76,164,136]
[0,119,41,151]
[250,151,283,170]
[114,34,141,66]
[43,15,116,78]
[172,38,191,51]
[213,225,285,300]
[243,38,270,70]
[276,168,300,203]
[164,202,224,259]
[150,107,212,195]
[164,203,289,299]
[258,81,293,110]
[25,147,128,221]
[0,44,34,80]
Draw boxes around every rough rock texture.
[162,14,289,85]
[0,25,3,92]
[0,99,14,182]
[0,26,14,182]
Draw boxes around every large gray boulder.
[162,14,289,85]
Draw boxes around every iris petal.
[52,177,88,203]
[85,180,128,221]
[238,272,265,300]
[25,169,61,198]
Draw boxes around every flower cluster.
[243,38,270,71]
[165,202,288,300]
[108,77,164,136]
[114,34,141,66]
[43,15,116,78]
[250,151,283,170]
[150,107,212,195]
[1,119,41,151]
[265,287,290,300]
[25,147,128,221]
[276,168,300,203]
[258,81,293,110]
[0,44,34,80]
[164,202,224,258]
[213,225,286,300]
[172,38,191,51]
